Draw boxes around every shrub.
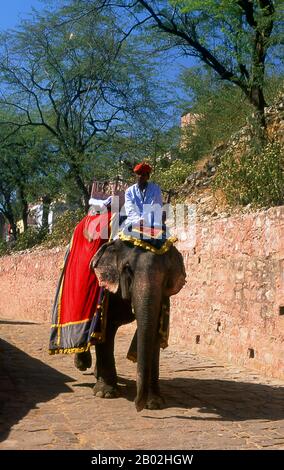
[13,227,45,252]
[44,208,85,248]
[154,159,194,194]
[0,239,10,257]
[214,142,284,207]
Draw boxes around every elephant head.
[91,239,186,299]
[91,239,186,411]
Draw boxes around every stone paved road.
[0,320,284,450]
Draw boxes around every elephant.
[75,238,186,411]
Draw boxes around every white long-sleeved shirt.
[124,182,163,227]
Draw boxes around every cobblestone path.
[0,320,283,450]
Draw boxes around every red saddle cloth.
[49,211,112,354]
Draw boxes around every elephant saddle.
[119,223,177,254]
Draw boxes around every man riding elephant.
[124,161,163,228]
[49,163,186,410]
[49,162,164,358]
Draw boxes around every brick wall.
[0,206,283,379]
[0,247,65,323]
[171,206,284,380]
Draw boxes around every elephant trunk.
[133,286,161,412]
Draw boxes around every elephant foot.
[74,350,92,371]
[146,393,165,410]
[93,379,120,399]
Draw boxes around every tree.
[122,0,283,131]
[0,172,18,241]
[180,65,284,162]
[179,66,254,160]
[0,1,165,209]
[0,120,63,237]
[19,129,66,232]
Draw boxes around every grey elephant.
[76,238,186,411]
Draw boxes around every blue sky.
[0,0,43,30]
[0,0,192,121]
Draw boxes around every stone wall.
[0,206,283,379]
[0,247,65,323]
[171,206,284,380]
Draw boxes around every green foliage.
[181,78,253,161]
[0,120,64,238]
[135,0,282,138]
[13,227,46,252]
[180,67,283,163]
[171,0,282,65]
[154,159,193,192]
[214,142,284,207]
[0,209,85,255]
[0,239,10,257]
[263,73,284,104]
[0,0,171,209]
[44,208,85,248]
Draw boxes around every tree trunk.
[70,160,90,212]
[250,86,266,127]
[249,84,268,144]
[2,207,18,241]
[21,200,29,232]
[9,220,18,241]
[248,0,274,137]
[18,187,29,232]
[41,195,52,232]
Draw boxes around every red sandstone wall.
[171,206,284,380]
[0,247,65,323]
[0,206,283,379]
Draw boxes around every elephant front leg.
[93,323,120,399]
[146,342,165,410]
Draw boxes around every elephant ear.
[165,247,186,297]
[91,242,120,293]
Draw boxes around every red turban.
[133,162,152,175]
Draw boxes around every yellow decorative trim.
[69,233,74,252]
[119,233,177,255]
[89,290,109,343]
[90,331,103,342]
[56,273,65,347]
[48,343,91,355]
[51,318,91,328]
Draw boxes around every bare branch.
[237,0,257,28]
[136,0,236,82]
